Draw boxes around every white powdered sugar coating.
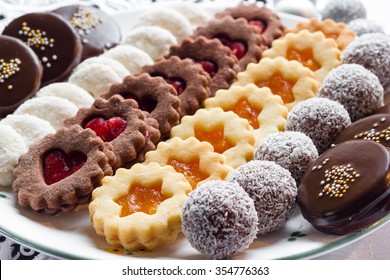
[181,180,258,259]
[319,64,384,122]
[227,160,297,235]
[321,0,366,23]
[342,33,390,89]
[0,124,27,187]
[285,97,351,154]
[0,114,55,147]
[348,18,385,36]
[14,96,78,130]
[254,132,318,184]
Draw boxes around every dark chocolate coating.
[2,12,82,86]
[52,5,121,60]
[298,140,390,235]
[0,35,42,118]
[334,113,390,148]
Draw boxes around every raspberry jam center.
[257,74,296,104]
[168,159,208,189]
[231,98,261,129]
[122,93,158,113]
[286,47,321,72]
[165,77,186,95]
[84,116,127,142]
[43,149,87,185]
[249,20,267,34]
[195,60,217,78]
[217,36,247,59]
[194,125,233,154]
[116,183,166,217]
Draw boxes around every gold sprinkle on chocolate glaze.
[353,118,390,143]
[70,6,103,36]
[0,58,21,90]
[19,22,54,50]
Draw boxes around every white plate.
[1,2,390,260]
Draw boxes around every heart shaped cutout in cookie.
[84,116,127,142]
[249,20,267,34]
[43,149,87,185]
[164,77,186,95]
[216,36,247,59]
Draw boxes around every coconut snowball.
[72,56,130,79]
[254,132,318,184]
[227,160,297,235]
[321,0,366,23]
[285,97,351,154]
[181,180,258,259]
[348,18,385,36]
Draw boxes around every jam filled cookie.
[262,30,341,82]
[89,162,192,251]
[52,5,121,60]
[299,140,390,235]
[166,36,238,96]
[235,57,319,110]
[215,3,285,47]
[101,73,180,139]
[2,12,82,85]
[13,125,116,215]
[171,108,256,168]
[144,137,232,189]
[142,56,211,117]
[64,95,160,169]
[205,84,288,145]
[193,16,265,71]
[0,35,42,118]
[286,18,355,51]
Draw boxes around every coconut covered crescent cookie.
[144,137,232,189]
[234,57,320,110]
[89,162,192,251]
[205,84,288,145]
[262,30,341,82]
[170,108,255,168]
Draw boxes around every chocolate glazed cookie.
[298,140,390,235]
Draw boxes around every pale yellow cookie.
[234,57,320,110]
[144,137,232,189]
[286,18,355,51]
[170,108,255,168]
[262,30,341,82]
[89,162,191,251]
[205,84,288,145]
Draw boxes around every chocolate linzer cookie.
[13,125,116,215]
[167,36,238,96]
[64,95,160,169]
[298,140,390,235]
[0,35,42,118]
[193,16,265,71]
[52,5,121,60]
[2,12,82,86]
[101,73,180,139]
[142,56,211,117]
[215,4,285,47]
[334,113,390,149]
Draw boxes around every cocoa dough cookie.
[193,16,265,71]
[167,36,238,96]
[216,4,285,47]
[52,5,121,60]
[101,73,180,139]
[142,56,211,117]
[0,35,42,118]
[2,12,82,85]
[13,125,116,215]
[64,95,159,169]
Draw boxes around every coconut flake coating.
[348,19,384,36]
[285,97,351,154]
[254,132,318,184]
[321,0,366,23]
[342,33,390,89]
[227,160,297,235]
[319,64,384,122]
[181,180,258,259]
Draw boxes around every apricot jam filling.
[168,159,208,189]
[194,125,233,154]
[116,182,167,217]
[257,74,295,104]
[230,98,261,129]
[286,47,321,72]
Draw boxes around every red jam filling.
[194,60,217,78]
[249,20,267,34]
[122,93,157,113]
[84,116,127,142]
[216,35,247,60]
[165,77,186,95]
